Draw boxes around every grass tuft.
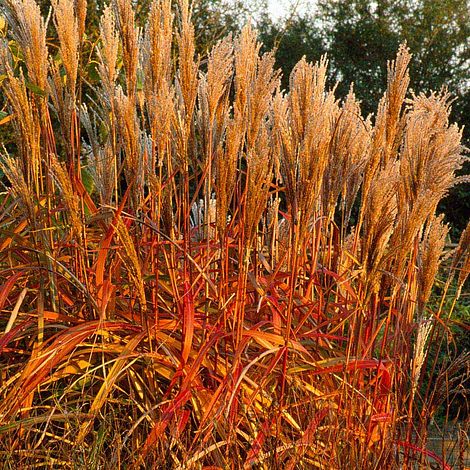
[0,0,468,468]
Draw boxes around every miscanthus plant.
[0,0,468,468]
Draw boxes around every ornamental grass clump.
[0,1,468,468]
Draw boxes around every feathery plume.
[0,153,36,222]
[114,85,142,207]
[389,90,465,280]
[411,317,433,399]
[142,0,173,96]
[363,44,410,201]
[1,0,48,91]
[361,159,399,294]
[176,0,199,130]
[51,0,80,96]
[113,0,139,96]
[322,87,371,221]
[276,56,337,244]
[418,215,449,312]
[1,67,42,194]
[454,221,470,295]
[75,0,87,42]
[50,153,82,241]
[97,4,120,95]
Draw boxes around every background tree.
[192,0,268,54]
[259,13,326,90]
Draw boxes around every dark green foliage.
[259,14,326,91]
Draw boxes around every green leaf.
[87,61,101,83]
[25,81,47,97]
[81,167,95,195]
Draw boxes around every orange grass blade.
[0,321,142,418]
[181,276,194,364]
[0,271,25,311]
